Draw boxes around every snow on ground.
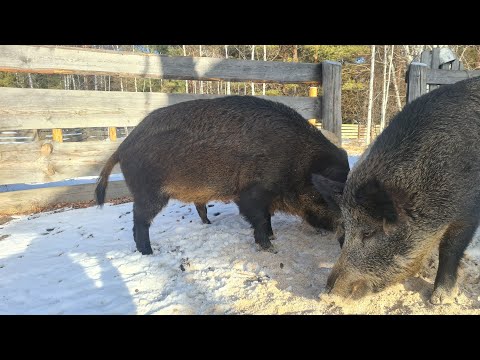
[1,155,480,314]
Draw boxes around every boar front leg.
[431,219,478,304]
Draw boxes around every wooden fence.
[407,47,480,103]
[0,45,343,214]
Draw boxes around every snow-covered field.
[1,155,480,314]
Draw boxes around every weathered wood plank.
[0,181,130,215]
[0,45,322,84]
[430,48,441,90]
[0,140,122,184]
[0,88,320,130]
[321,61,342,144]
[420,50,432,66]
[426,69,480,85]
[407,63,428,103]
[440,62,451,70]
[451,59,460,70]
[431,48,441,69]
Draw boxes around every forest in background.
[1,45,480,128]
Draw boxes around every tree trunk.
[391,61,402,111]
[263,45,267,95]
[293,45,298,62]
[183,45,188,93]
[225,45,231,95]
[251,45,255,95]
[133,46,138,92]
[380,46,388,132]
[366,45,376,145]
[117,46,124,92]
[199,45,204,94]
[381,45,395,130]
[28,73,34,88]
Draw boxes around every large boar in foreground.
[95,96,349,255]
[314,76,480,304]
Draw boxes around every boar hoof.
[430,287,457,305]
[137,245,154,255]
[316,229,328,236]
[257,242,277,254]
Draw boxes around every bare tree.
[366,45,376,145]
[225,45,231,95]
[199,45,204,94]
[183,45,188,93]
[263,45,267,95]
[381,45,395,130]
[380,45,388,132]
[251,45,255,95]
[116,45,124,92]
[133,45,138,92]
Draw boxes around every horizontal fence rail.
[0,45,322,84]
[0,181,130,215]
[426,69,480,85]
[0,88,320,131]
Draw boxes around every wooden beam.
[0,45,322,84]
[407,63,428,103]
[0,181,130,215]
[0,88,320,130]
[430,48,441,90]
[426,69,480,85]
[0,140,122,184]
[320,61,342,144]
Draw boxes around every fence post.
[321,61,342,144]
[52,129,63,142]
[406,62,428,104]
[108,127,117,141]
[308,86,318,126]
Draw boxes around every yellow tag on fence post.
[308,86,318,126]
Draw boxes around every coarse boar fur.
[96,96,349,255]
[314,76,480,304]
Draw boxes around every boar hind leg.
[132,193,169,255]
[195,203,211,224]
[237,185,275,251]
[431,219,479,305]
[266,212,274,239]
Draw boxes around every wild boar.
[314,76,480,304]
[96,96,349,255]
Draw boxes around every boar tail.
[95,150,120,207]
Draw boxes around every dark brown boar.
[95,96,349,255]
[313,76,480,304]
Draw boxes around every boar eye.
[362,230,375,240]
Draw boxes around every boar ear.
[312,174,345,211]
[354,179,398,223]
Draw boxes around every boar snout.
[326,266,372,299]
